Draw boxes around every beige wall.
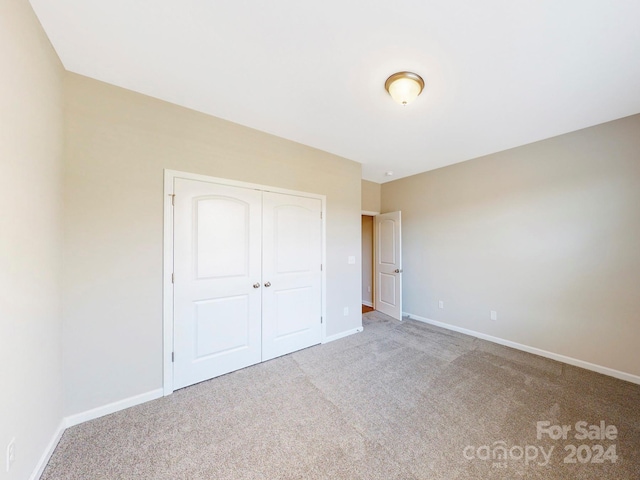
[63,73,362,415]
[0,1,64,478]
[382,114,640,378]
[361,216,374,305]
[361,180,381,213]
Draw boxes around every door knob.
[253,283,260,288]
[264,281,271,287]
[394,268,403,273]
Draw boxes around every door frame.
[163,169,327,395]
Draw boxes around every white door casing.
[262,192,322,361]
[375,211,402,320]
[173,179,263,389]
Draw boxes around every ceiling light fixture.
[384,71,424,106]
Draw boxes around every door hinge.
[171,352,175,362]
[320,264,323,271]
[171,273,175,283]
[170,194,175,206]
[320,316,323,324]
[320,211,323,219]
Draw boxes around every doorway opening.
[362,210,403,320]
[362,214,375,313]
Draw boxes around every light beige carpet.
[42,311,640,479]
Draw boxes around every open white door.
[375,211,402,320]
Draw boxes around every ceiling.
[30,0,640,183]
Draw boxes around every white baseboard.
[64,388,164,428]
[362,301,373,307]
[29,420,65,480]
[31,389,164,479]
[404,312,640,386]
[323,326,363,344]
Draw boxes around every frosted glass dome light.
[385,72,425,106]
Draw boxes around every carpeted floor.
[42,311,640,479]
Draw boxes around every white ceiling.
[30,0,640,183]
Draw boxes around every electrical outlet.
[438,300,444,309]
[343,307,349,316]
[6,438,15,472]
[491,310,497,321]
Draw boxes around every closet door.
[173,179,262,389]
[261,192,322,361]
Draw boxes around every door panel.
[194,295,250,358]
[274,205,314,273]
[195,198,249,279]
[262,192,322,361]
[274,286,314,338]
[173,179,262,389]
[375,211,402,320]
[379,219,396,265]
[379,272,396,306]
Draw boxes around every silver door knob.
[253,283,260,288]
[394,269,403,273]
[264,281,271,287]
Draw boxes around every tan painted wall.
[0,1,64,478]
[63,73,363,415]
[361,216,374,305]
[382,114,640,378]
[361,180,381,213]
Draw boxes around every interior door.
[173,179,262,389]
[261,192,322,361]
[375,211,402,320]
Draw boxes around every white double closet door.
[173,178,322,390]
